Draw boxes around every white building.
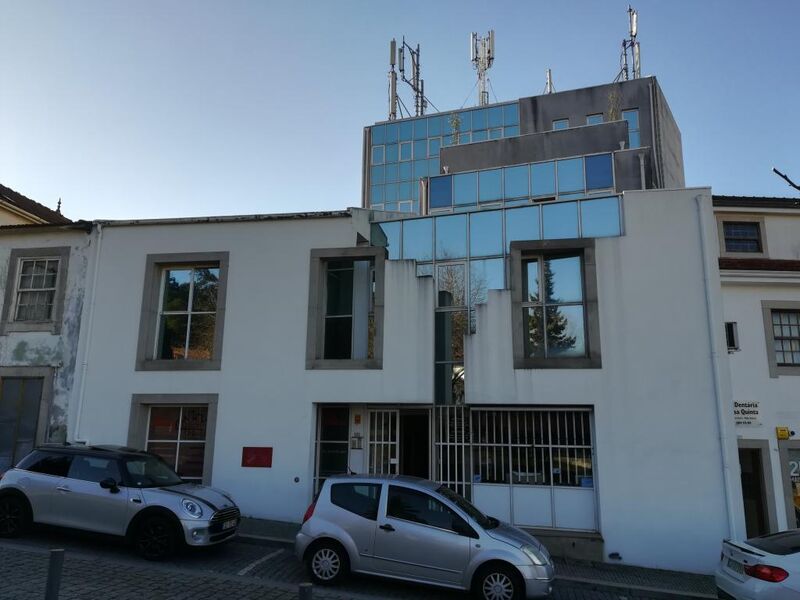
[714,195,800,538]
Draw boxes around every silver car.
[0,445,240,560]
[295,475,554,599]
[716,531,800,598]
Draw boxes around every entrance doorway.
[739,447,769,538]
[400,412,429,478]
[0,377,45,472]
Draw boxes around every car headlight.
[521,544,549,566]
[181,498,204,519]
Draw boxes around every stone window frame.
[762,300,800,378]
[0,366,54,446]
[1,247,70,335]
[716,214,768,258]
[306,246,385,370]
[127,393,218,485]
[135,252,229,372]
[510,239,601,369]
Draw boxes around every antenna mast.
[398,37,427,117]
[544,68,555,94]
[388,39,398,121]
[471,30,495,106]
[615,6,641,82]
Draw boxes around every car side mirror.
[100,478,120,494]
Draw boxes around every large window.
[762,302,800,378]
[136,252,229,371]
[723,222,763,253]
[146,405,208,482]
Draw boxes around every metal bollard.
[44,549,65,600]
[298,582,313,600]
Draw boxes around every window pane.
[149,407,181,440]
[68,456,122,484]
[553,119,569,130]
[429,175,452,209]
[371,125,385,145]
[384,163,398,184]
[723,222,762,253]
[399,162,412,182]
[469,210,503,257]
[427,115,441,137]
[546,255,583,303]
[557,158,584,194]
[531,162,555,197]
[622,109,639,130]
[331,483,382,520]
[370,165,385,185]
[318,441,348,476]
[504,165,529,199]
[192,268,219,312]
[472,108,488,130]
[399,120,413,142]
[158,315,188,359]
[372,221,401,259]
[400,141,412,161]
[435,214,467,260]
[371,145,384,165]
[586,114,603,125]
[505,206,541,251]
[177,443,205,479]
[187,314,215,360]
[453,172,477,206]
[403,218,433,261]
[44,260,58,288]
[435,311,467,361]
[413,159,428,180]
[629,130,641,149]
[428,157,440,176]
[181,407,208,440]
[524,307,544,358]
[581,197,621,237]
[488,106,503,128]
[458,111,472,132]
[503,103,519,126]
[146,442,177,469]
[413,118,427,140]
[413,139,427,160]
[543,202,579,239]
[546,305,585,357]
[428,137,441,157]
[434,363,465,405]
[370,185,384,205]
[504,126,520,137]
[324,316,352,359]
[387,485,458,530]
[163,269,191,311]
[524,260,539,302]
[470,259,504,305]
[385,143,398,163]
[585,154,613,190]
[437,264,465,307]
[320,406,349,440]
[326,266,353,316]
[15,290,54,321]
[479,169,502,203]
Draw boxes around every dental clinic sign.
[734,401,760,426]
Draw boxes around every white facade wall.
[466,189,746,573]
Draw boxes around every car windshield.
[436,485,497,530]
[747,531,800,555]
[122,455,183,488]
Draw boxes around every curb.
[237,533,295,547]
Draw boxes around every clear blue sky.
[1,0,798,220]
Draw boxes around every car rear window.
[330,483,381,520]
[747,531,800,555]
[17,451,72,477]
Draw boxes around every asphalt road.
[0,526,653,600]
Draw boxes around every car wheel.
[475,564,523,600]
[135,515,177,561]
[307,541,349,585]
[0,495,30,538]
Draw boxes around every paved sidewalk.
[239,517,717,599]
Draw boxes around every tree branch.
[773,167,800,192]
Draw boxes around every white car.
[716,531,800,599]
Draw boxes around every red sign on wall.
[241,447,273,468]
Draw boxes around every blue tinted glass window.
[580,197,620,238]
[546,255,583,303]
[385,143,398,163]
[505,205,540,250]
[399,161,412,181]
[385,202,398,212]
[411,200,419,214]
[373,221,401,259]
[459,111,472,132]
[384,163,398,183]
[385,122,398,144]
[470,258,505,305]
[543,202,579,239]
[553,119,569,130]
[489,128,502,140]
[399,181,413,200]
[629,130,641,149]
[428,115,442,137]
[585,154,613,190]
[429,175,452,209]
[622,109,639,130]
[413,159,428,180]
[399,120,413,141]
[443,134,454,147]
[428,158,440,176]
[403,218,433,261]
[454,172,477,206]
[488,106,503,128]
[557,158,584,194]
[435,214,467,260]
[372,203,384,211]
[413,118,427,140]
[503,103,519,126]
[428,138,441,157]
[443,114,455,135]
[370,185,384,204]
[531,162,555,197]
[398,201,412,213]
[413,140,427,160]
[479,169,503,202]
[371,145,384,165]
[458,131,471,144]
[472,129,488,142]
[384,183,399,202]
[371,124,386,145]
[370,165,385,185]
[400,142,412,161]
[472,109,488,130]
[586,114,603,125]
[469,210,503,257]
[504,165,529,199]
[504,126,520,137]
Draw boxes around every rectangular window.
[552,119,569,130]
[13,258,59,322]
[622,109,640,148]
[586,114,604,125]
[315,406,349,492]
[324,259,375,360]
[331,483,382,520]
[723,222,763,253]
[146,405,208,482]
[772,311,800,366]
[726,322,739,352]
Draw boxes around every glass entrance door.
[0,378,44,472]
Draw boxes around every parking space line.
[236,548,284,576]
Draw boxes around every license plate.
[222,519,237,530]
[727,557,744,575]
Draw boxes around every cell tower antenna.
[395,36,427,117]
[388,39,398,121]
[544,68,555,94]
[615,6,641,82]
[471,30,495,106]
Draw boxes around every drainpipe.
[638,153,646,190]
[695,194,738,539]
[73,222,104,444]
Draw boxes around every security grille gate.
[368,409,399,475]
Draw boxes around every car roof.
[324,473,440,491]
[34,444,150,458]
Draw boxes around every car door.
[326,481,382,571]
[15,451,73,525]
[372,484,472,586]
[54,455,130,535]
